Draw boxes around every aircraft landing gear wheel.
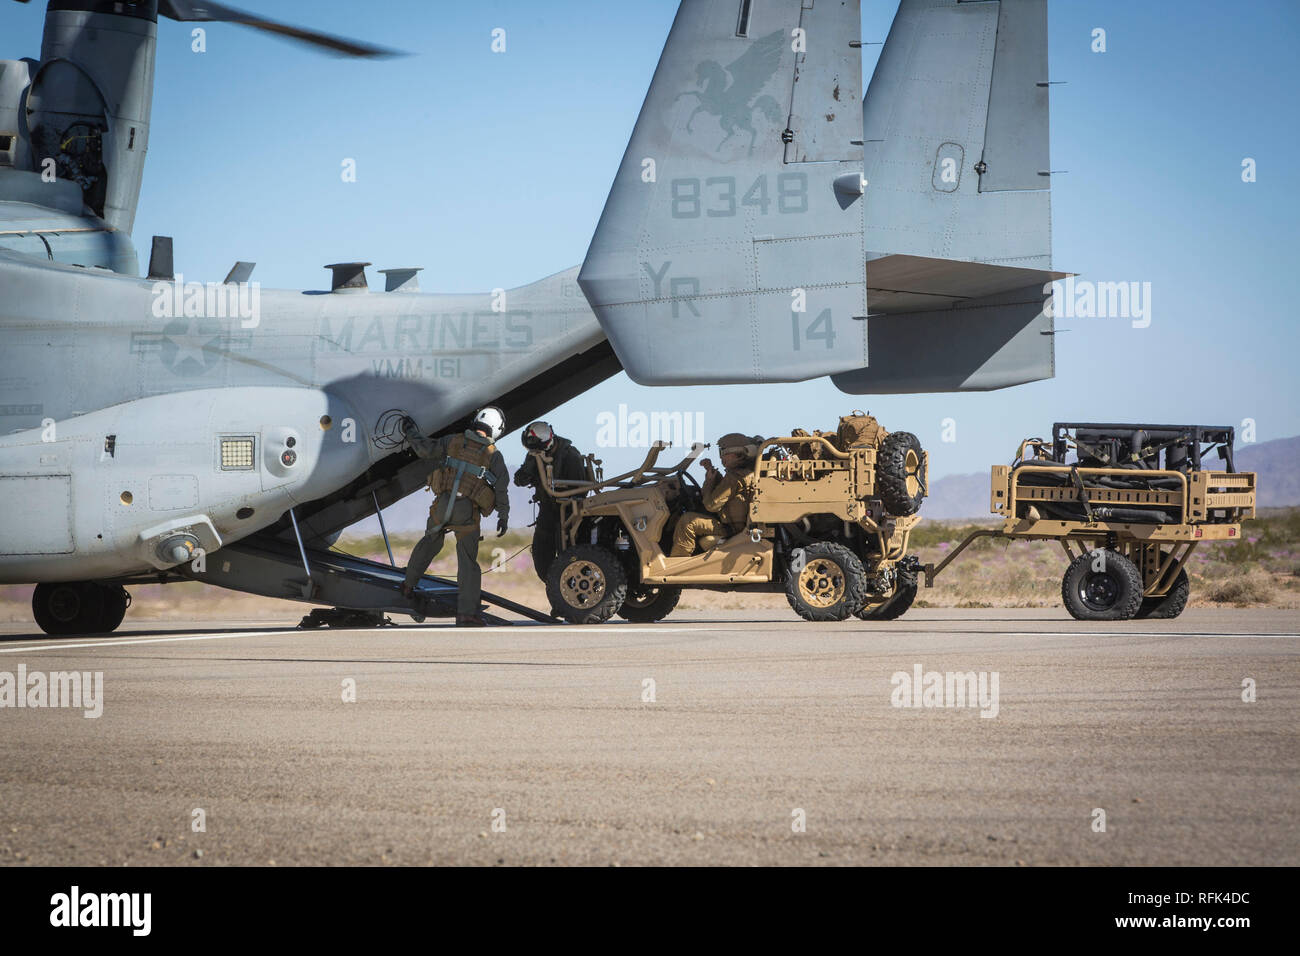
[1061,549,1143,621]
[785,542,868,622]
[32,582,127,636]
[97,585,130,632]
[856,567,918,621]
[547,544,628,625]
[618,584,681,623]
[1134,568,1189,620]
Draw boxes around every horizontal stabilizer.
[579,0,868,385]
[864,253,1066,314]
[833,282,1054,393]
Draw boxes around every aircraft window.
[736,0,752,37]
[219,437,256,470]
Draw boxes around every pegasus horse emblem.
[674,30,786,154]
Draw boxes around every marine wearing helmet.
[670,432,763,556]
[400,406,510,626]
[513,421,588,586]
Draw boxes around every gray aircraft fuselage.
[1,0,1062,597]
[0,251,605,583]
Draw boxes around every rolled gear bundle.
[790,427,835,460]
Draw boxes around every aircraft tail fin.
[578,0,868,385]
[860,0,1053,269]
[831,0,1058,394]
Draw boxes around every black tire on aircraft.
[547,544,628,625]
[32,582,108,636]
[1134,568,1189,620]
[785,541,868,622]
[96,585,130,632]
[618,584,682,623]
[877,431,926,516]
[1061,549,1144,621]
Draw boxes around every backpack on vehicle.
[837,411,884,449]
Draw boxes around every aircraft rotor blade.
[157,0,401,58]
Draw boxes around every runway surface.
[1,609,1296,866]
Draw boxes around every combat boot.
[456,613,487,627]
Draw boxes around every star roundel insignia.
[160,318,223,376]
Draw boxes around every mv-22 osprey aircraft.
[0,0,1065,634]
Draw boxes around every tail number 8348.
[669,172,808,218]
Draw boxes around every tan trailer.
[923,423,1257,620]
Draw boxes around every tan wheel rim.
[559,559,607,608]
[798,559,845,609]
[904,449,921,498]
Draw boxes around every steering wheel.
[671,466,704,514]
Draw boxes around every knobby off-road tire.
[1134,568,1189,620]
[785,542,869,622]
[546,544,629,625]
[856,568,919,621]
[877,431,925,517]
[1061,549,1144,621]
[617,584,682,623]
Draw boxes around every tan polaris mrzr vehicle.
[531,413,929,624]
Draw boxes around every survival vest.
[428,432,498,515]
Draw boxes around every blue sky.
[4,0,1296,479]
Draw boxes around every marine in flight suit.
[401,408,509,626]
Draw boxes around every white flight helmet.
[471,406,505,442]
[521,420,555,451]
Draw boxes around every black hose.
[1040,503,1174,524]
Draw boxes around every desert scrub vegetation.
[910,511,1298,609]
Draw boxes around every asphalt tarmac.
[0,609,1296,866]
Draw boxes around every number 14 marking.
[792,309,835,350]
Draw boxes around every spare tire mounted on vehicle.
[877,431,926,516]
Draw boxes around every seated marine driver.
[670,433,762,556]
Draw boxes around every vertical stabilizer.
[579,0,868,385]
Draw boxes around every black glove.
[496,515,508,538]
